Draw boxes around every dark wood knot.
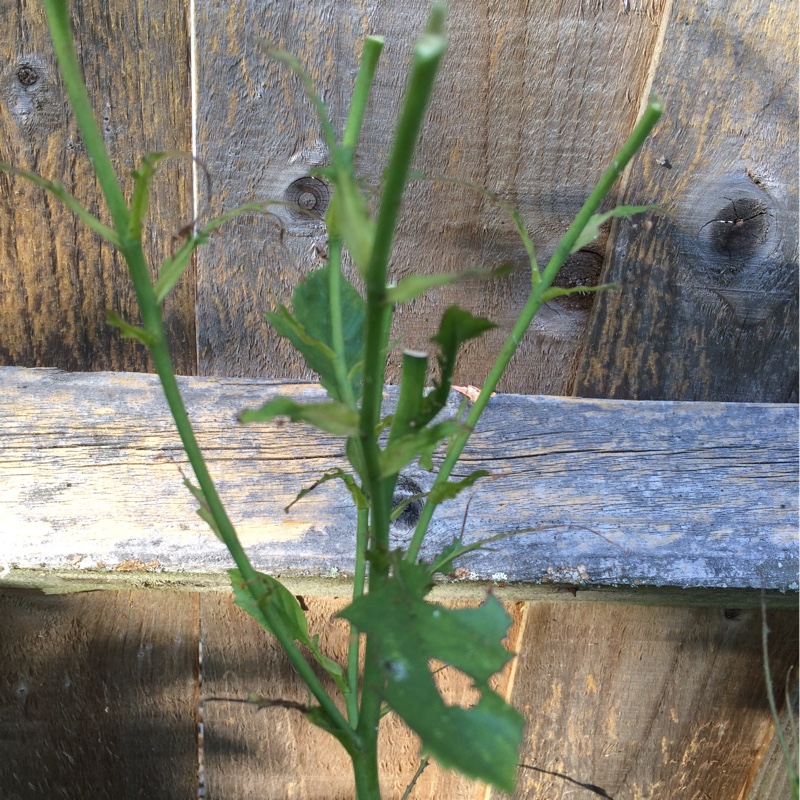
[700,197,771,260]
[283,177,329,222]
[16,64,40,88]
[392,475,423,529]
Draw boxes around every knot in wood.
[16,64,39,87]
[392,475,423,529]
[283,177,329,222]
[702,197,770,260]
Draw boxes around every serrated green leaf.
[427,470,491,505]
[415,307,496,426]
[428,538,463,576]
[339,559,523,791]
[229,569,347,695]
[286,468,367,512]
[266,267,365,404]
[571,204,655,253]
[385,264,513,304]
[239,396,359,436]
[291,266,365,401]
[379,420,464,477]
[106,310,158,348]
[128,151,173,241]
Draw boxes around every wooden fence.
[1,0,797,797]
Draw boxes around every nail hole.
[16,65,39,87]
[283,177,330,222]
[723,608,741,621]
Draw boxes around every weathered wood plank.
[500,604,799,800]
[1,366,796,594]
[193,0,665,394]
[200,594,524,798]
[746,677,800,800]
[0,588,199,798]
[575,0,799,402]
[0,0,195,375]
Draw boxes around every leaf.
[416,307,496,425]
[106,310,158,348]
[339,559,524,792]
[570,205,655,253]
[154,201,286,304]
[540,282,616,303]
[291,266,365,401]
[181,473,224,541]
[385,264,513,304]
[266,267,365,404]
[286,468,367,512]
[230,568,310,642]
[128,151,174,240]
[427,470,491,505]
[427,528,533,577]
[379,420,465,477]
[229,568,347,695]
[428,538,464,576]
[239,396,359,437]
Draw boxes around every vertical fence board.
[200,593,525,798]
[193,0,665,393]
[0,589,200,799]
[497,604,798,800]
[0,0,195,375]
[575,0,799,402]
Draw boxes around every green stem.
[328,237,356,408]
[43,0,128,233]
[343,36,385,151]
[389,349,429,445]
[406,97,664,563]
[345,506,369,727]
[44,0,355,750]
[353,13,448,788]
[359,25,446,562]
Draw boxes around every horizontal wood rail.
[1,367,796,601]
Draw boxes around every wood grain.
[575,0,799,402]
[746,675,800,800]
[200,593,524,800]
[1,367,796,593]
[500,604,799,800]
[193,0,666,393]
[0,588,199,798]
[0,0,195,375]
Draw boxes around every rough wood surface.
[0,588,200,799]
[193,0,665,393]
[1,367,796,593]
[0,0,195,375]
[575,0,799,403]
[502,604,799,800]
[746,676,800,800]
